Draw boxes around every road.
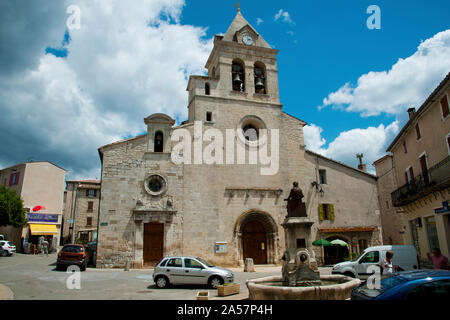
[0,253,332,300]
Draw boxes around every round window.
[237,115,267,147]
[144,174,167,196]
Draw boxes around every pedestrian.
[42,239,49,257]
[380,251,394,275]
[427,248,450,270]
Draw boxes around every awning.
[29,224,59,235]
[319,227,376,233]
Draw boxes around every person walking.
[42,239,49,257]
[427,248,450,270]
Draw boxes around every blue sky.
[0,0,449,179]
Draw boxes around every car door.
[355,250,380,279]
[183,258,208,285]
[165,258,185,284]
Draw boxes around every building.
[373,155,405,245]
[61,180,101,245]
[96,10,382,268]
[0,161,66,251]
[383,72,450,261]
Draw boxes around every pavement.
[0,253,332,300]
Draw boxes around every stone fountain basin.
[246,275,361,300]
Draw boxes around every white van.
[331,245,419,279]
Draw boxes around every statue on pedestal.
[284,182,307,217]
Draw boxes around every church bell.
[255,77,265,90]
[233,73,242,84]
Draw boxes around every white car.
[332,245,419,279]
[0,241,16,256]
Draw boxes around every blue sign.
[435,201,449,214]
[27,213,59,223]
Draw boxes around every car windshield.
[353,250,366,261]
[357,275,408,298]
[196,257,215,267]
[62,245,83,253]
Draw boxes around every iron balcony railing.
[391,156,450,207]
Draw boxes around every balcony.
[392,156,450,207]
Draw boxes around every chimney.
[407,107,416,120]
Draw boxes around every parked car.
[152,256,234,289]
[351,269,450,300]
[56,244,88,271]
[0,234,4,241]
[0,241,16,256]
[332,245,419,279]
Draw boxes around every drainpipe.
[71,184,79,243]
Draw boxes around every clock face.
[242,34,254,46]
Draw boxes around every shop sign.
[27,213,58,223]
[434,201,449,214]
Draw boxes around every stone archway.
[234,210,278,265]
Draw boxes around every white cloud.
[320,30,450,117]
[256,18,263,26]
[0,0,213,180]
[304,121,400,173]
[274,9,295,26]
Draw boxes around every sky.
[0,0,449,180]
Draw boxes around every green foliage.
[0,186,27,227]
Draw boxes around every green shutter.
[330,204,335,221]
[318,204,324,221]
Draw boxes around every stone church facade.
[96,10,382,268]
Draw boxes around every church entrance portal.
[242,220,268,264]
[143,222,164,266]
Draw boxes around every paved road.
[0,253,332,300]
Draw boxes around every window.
[144,174,167,196]
[232,60,245,92]
[415,124,421,140]
[158,259,168,267]
[154,131,164,153]
[167,258,182,268]
[318,204,335,221]
[419,153,429,185]
[242,124,259,141]
[87,201,93,212]
[254,62,266,94]
[403,141,407,153]
[319,169,327,184]
[87,217,92,226]
[441,95,449,118]
[446,133,450,155]
[184,258,204,269]
[9,172,20,186]
[405,166,415,187]
[206,112,212,122]
[87,189,96,197]
[407,280,450,300]
[205,83,210,95]
[360,250,379,263]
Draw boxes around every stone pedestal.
[244,258,255,272]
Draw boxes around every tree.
[0,186,27,227]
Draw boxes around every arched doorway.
[242,220,267,264]
[235,210,278,265]
[324,236,349,265]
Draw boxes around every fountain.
[246,182,361,300]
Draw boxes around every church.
[96,10,382,268]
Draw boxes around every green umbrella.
[312,239,331,246]
[330,239,348,247]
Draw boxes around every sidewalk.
[0,284,13,300]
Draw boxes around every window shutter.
[15,172,20,185]
[318,204,324,221]
[441,96,449,118]
[9,174,13,186]
[86,189,89,196]
[94,190,97,197]
[330,204,335,221]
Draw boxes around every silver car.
[152,256,234,288]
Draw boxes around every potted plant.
[217,283,240,297]
[197,291,209,300]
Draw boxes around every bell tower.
[186,9,281,123]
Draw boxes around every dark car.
[56,244,88,271]
[351,269,450,300]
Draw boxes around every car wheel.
[208,276,224,289]
[2,250,8,257]
[155,276,169,289]
[80,264,86,271]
